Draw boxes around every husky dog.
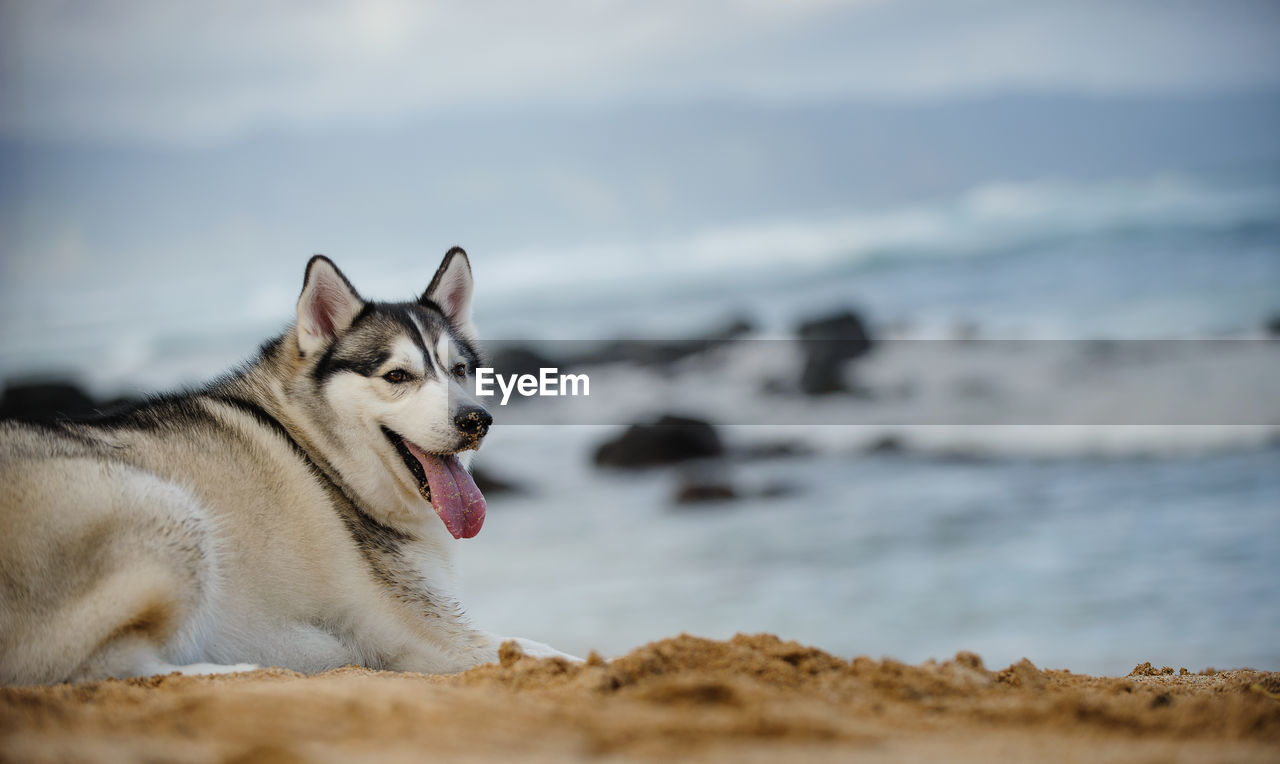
[0,248,575,685]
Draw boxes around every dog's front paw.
[500,637,583,664]
[171,662,261,677]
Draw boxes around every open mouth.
[381,426,486,539]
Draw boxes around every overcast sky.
[3,0,1279,147]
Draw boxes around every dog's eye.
[383,369,410,384]
[451,363,467,378]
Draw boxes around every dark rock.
[569,315,756,369]
[0,380,98,422]
[799,352,848,395]
[734,440,814,460]
[1266,313,1280,337]
[593,414,724,468]
[865,434,905,454]
[672,462,737,505]
[797,310,873,351]
[672,467,798,506]
[795,310,873,395]
[930,448,995,465]
[705,316,755,342]
[673,480,737,504]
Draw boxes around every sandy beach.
[2,634,1277,762]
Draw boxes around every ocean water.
[461,433,1280,676]
[2,168,1278,675]
[469,171,1280,341]
[4,170,1279,392]
[459,169,1280,675]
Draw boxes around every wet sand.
[3,634,1278,762]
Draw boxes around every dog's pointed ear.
[421,247,474,334]
[297,255,364,357]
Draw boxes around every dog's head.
[291,248,489,539]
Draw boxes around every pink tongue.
[405,442,486,539]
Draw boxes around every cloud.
[2,0,1278,146]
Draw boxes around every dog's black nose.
[454,407,492,438]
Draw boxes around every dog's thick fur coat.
[0,249,572,685]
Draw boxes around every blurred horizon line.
[4,86,1280,151]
